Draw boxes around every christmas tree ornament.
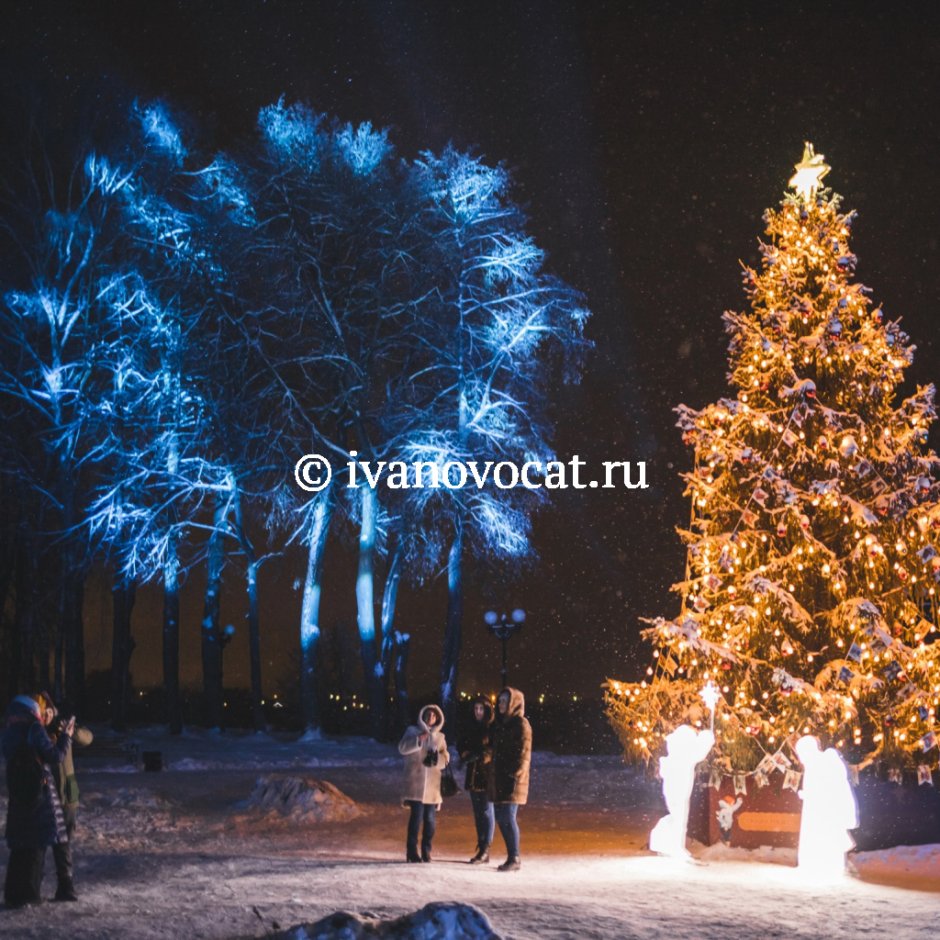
[839,435,858,458]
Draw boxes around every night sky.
[3,1,940,700]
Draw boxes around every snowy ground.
[0,727,937,938]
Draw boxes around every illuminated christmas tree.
[607,144,940,779]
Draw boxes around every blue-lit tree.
[0,134,120,704]
[1,95,591,739]
[82,103,253,732]
[246,100,421,734]
[401,148,591,723]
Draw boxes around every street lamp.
[484,608,526,687]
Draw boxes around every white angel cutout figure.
[794,735,859,878]
[649,725,715,858]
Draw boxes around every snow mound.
[695,841,797,866]
[239,774,361,823]
[82,786,173,813]
[275,902,501,939]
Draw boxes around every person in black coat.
[3,694,73,908]
[458,696,494,864]
[490,687,532,872]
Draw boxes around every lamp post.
[484,608,526,687]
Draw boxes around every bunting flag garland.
[772,752,793,774]
[756,755,776,777]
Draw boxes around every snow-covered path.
[4,845,937,939]
[0,729,936,938]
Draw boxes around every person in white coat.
[398,704,450,862]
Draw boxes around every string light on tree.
[606,143,940,781]
[700,680,721,731]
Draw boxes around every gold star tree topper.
[788,142,830,200]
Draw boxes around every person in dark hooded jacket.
[3,694,73,908]
[458,696,495,863]
[490,686,531,872]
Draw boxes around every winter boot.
[469,845,490,864]
[420,848,432,862]
[497,856,521,872]
[54,880,78,902]
[53,840,77,900]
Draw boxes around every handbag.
[440,762,460,798]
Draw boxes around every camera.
[50,712,75,735]
[422,749,439,767]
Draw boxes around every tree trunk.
[201,492,228,730]
[163,318,184,735]
[355,486,383,736]
[246,557,264,731]
[61,475,86,711]
[13,521,39,695]
[53,604,64,702]
[231,484,265,732]
[163,534,183,735]
[64,572,85,709]
[109,355,136,730]
[394,631,411,729]
[0,528,16,702]
[440,511,464,729]
[299,493,333,733]
[0,522,15,703]
[378,534,403,740]
[36,613,51,696]
[110,570,137,731]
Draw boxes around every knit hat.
[12,694,42,720]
